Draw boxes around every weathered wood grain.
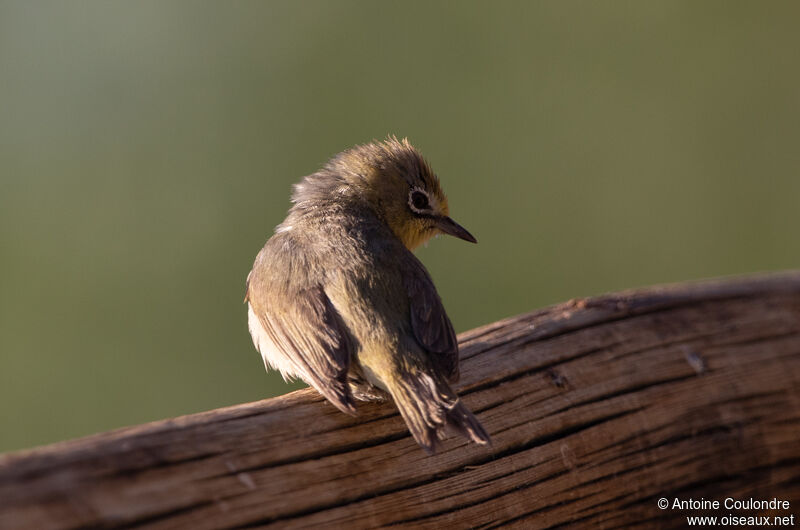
[2,272,800,529]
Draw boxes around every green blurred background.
[1,1,798,453]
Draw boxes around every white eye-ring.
[408,187,432,214]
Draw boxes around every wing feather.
[403,255,460,382]
[250,283,356,415]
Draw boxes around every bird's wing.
[249,282,356,415]
[402,254,460,382]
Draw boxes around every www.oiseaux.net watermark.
[658,497,795,526]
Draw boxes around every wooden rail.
[2,272,800,528]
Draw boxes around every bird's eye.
[409,189,430,212]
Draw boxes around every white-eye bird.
[245,137,490,453]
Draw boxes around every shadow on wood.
[2,272,800,528]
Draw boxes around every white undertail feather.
[247,303,303,383]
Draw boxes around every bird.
[244,137,490,453]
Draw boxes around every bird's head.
[294,137,476,250]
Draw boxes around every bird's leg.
[347,372,389,402]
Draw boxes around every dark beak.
[436,216,477,244]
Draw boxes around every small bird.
[245,137,490,453]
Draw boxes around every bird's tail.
[387,371,491,454]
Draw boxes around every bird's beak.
[436,216,477,244]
